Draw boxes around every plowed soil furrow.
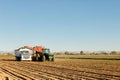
[5,64,66,80]
[0,67,36,80]
[0,69,16,80]
[4,62,111,80]
[23,62,120,80]
[4,63,73,80]
[1,66,50,80]
[27,65,97,80]
[0,58,120,80]
[0,67,27,80]
[2,62,87,80]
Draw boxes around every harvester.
[14,46,54,62]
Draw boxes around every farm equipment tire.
[16,57,21,61]
[52,55,55,62]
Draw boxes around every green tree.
[110,51,117,55]
[80,51,84,55]
[64,51,69,55]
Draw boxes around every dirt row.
[0,59,120,80]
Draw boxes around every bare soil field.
[0,55,120,80]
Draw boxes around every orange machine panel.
[33,46,43,53]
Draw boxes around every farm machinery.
[14,46,54,62]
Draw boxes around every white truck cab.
[15,48,33,61]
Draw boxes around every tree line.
[54,51,120,55]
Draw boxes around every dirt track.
[0,59,120,80]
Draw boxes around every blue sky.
[0,0,120,52]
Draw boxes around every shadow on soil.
[78,58,120,60]
[0,59,46,62]
[56,57,120,60]
[0,59,16,61]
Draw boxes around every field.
[0,55,120,80]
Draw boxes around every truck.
[14,46,54,62]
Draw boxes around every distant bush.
[110,51,117,55]
[64,51,70,55]
[80,51,84,55]
[0,53,14,56]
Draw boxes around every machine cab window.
[21,51,29,55]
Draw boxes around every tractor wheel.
[42,55,46,62]
[15,57,18,61]
[19,57,21,61]
[52,55,55,62]
[32,56,36,61]
[16,57,21,61]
